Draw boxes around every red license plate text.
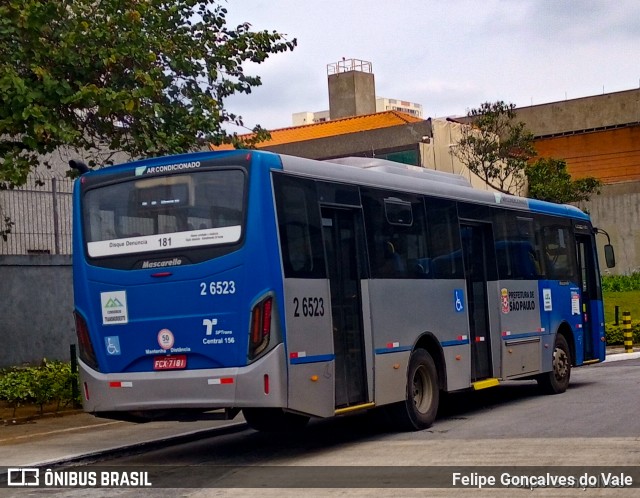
[153,355,187,370]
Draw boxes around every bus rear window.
[84,169,245,258]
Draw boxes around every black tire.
[386,349,439,431]
[538,334,571,394]
[242,408,309,432]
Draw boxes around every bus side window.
[285,221,312,272]
[381,239,407,276]
[542,225,577,280]
[273,174,326,279]
[493,214,543,279]
[362,190,428,279]
[425,198,462,279]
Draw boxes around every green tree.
[0,0,296,187]
[526,157,601,204]
[451,101,536,194]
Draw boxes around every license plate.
[153,355,187,370]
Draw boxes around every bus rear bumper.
[79,344,287,420]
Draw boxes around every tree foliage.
[525,157,601,204]
[0,0,296,188]
[451,101,536,194]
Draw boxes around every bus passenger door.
[274,174,336,418]
[575,233,603,362]
[460,222,495,381]
[321,207,369,409]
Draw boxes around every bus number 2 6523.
[200,280,236,296]
[293,297,325,317]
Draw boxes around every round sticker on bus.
[158,329,175,350]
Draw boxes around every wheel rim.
[553,346,569,381]
[412,365,433,414]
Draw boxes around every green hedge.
[0,360,80,417]
[605,321,640,346]
[601,272,640,292]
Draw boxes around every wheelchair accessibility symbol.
[454,289,465,313]
[105,336,121,355]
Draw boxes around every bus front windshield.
[84,169,245,258]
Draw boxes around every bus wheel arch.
[414,332,447,392]
[386,335,442,431]
[537,325,573,394]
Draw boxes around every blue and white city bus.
[71,150,614,431]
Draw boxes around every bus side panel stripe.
[375,346,413,355]
[289,354,335,365]
[500,331,545,340]
[441,339,470,347]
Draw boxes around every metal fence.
[0,174,73,255]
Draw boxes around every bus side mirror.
[604,244,615,268]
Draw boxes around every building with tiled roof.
[214,110,424,149]
[211,110,431,165]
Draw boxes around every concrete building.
[515,88,640,184]
[327,59,377,120]
[292,110,330,126]
[376,97,423,118]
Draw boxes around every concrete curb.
[602,351,640,362]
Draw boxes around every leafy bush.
[605,321,640,346]
[602,272,640,292]
[0,360,80,416]
[0,370,33,417]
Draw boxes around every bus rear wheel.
[387,348,439,431]
[538,334,571,394]
[242,408,309,432]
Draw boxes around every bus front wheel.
[538,334,571,394]
[242,408,309,432]
[387,348,439,431]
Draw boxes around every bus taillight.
[249,297,272,359]
[74,311,99,371]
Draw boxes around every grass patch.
[603,290,640,345]
[603,290,640,324]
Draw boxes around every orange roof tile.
[211,110,424,150]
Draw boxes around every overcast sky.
[223,0,640,132]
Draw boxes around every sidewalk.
[1,348,638,468]
[602,347,640,362]
[0,412,246,467]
